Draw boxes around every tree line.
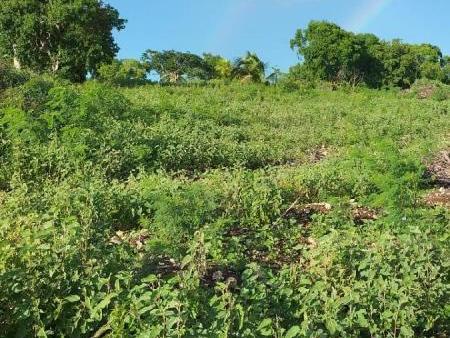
[95,50,268,86]
[290,21,450,88]
[0,1,449,88]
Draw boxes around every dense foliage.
[0,76,449,337]
[231,52,266,83]
[0,0,125,82]
[203,53,233,80]
[94,20,450,88]
[143,50,215,84]
[0,2,449,335]
[141,50,267,84]
[0,60,30,90]
[290,21,450,88]
[97,59,148,87]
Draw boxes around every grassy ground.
[0,80,449,337]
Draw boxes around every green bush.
[0,61,29,90]
[97,59,148,87]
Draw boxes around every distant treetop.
[290,20,449,88]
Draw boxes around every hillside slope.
[1,80,449,337]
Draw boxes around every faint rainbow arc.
[347,0,393,32]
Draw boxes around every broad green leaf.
[64,295,80,303]
[285,325,301,338]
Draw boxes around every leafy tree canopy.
[442,56,450,84]
[97,59,147,87]
[290,21,382,86]
[0,0,125,82]
[142,50,214,84]
[290,21,446,88]
[232,52,266,83]
[203,53,233,79]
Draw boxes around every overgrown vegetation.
[0,1,449,337]
[0,77,449,337]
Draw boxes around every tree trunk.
[51,59,60,72]
[12,44,21,69]
[168,72,179,84]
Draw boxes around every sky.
[106,0,450,71]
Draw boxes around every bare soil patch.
[352,206,379,224]
[424,188,450,208]
[417,85,436,99]
[283,202,332,224]
[308,144,331,163]
[425,149,450,187]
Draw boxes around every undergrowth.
[0,79,449,337]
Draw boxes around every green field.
[1,79,449,337]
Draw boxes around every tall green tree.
[290,21,447,88]
[442,56,450,84]
[203,53,233,79]
[378,41,445,87]
[0,0,125,82]
[354,33,385,87]
[290,21,363,85]
[142,50,214,84]
[381,40,420,88]
[413,44,445,81]
[232,52,266,83]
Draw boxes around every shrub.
[0,61,29,90]
[97,59,148,87]
[0,76,449,337]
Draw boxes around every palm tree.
[232,52,266,83]
[266,67,282,84]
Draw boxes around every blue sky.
[106,0,450,71]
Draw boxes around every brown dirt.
[417,85,436,99]
[301,236,317,248]
[154,257,181,277]
[422,149,450,209]
[425,149,450,187]
[245,247,300,269]
[309,145,331,163]
[201,265,240,288]
[352,206,379,224]
[142,256,241,289]
[225,227,251,237]
[284,202,332,224]
[424,188,450,208]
